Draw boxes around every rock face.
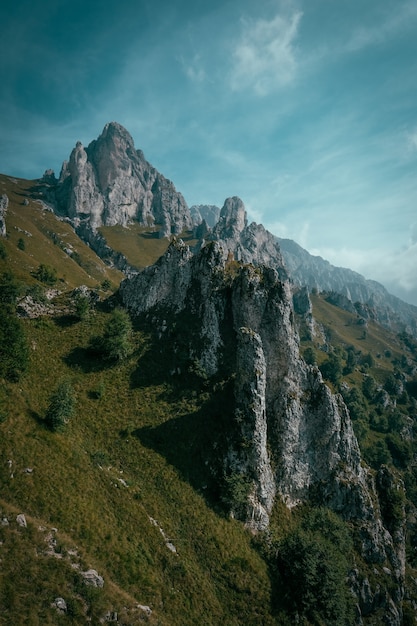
[0,193,9,237]
[120,237,406,620]
[190,204,220,228]
[209,197,287,276]
[52,122,192,237]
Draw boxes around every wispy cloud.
[230,9,302,95]
[345,2,417,53]
[182,54,206,83]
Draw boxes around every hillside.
[1,123,417,624]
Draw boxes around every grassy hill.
[1,175,417,624]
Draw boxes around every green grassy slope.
[0,309,275,625]
[0,174,123,291]
[2,176,417,623]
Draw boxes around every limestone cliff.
[52,122,192,237]
[119,239,405,624]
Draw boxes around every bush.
[320,352,343,384]
[33,263,57,285]
[74,294,91,320]
[45,380,76,432]
[303,347,316,366]
[90,308,133,362]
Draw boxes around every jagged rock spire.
[53,122,192,236]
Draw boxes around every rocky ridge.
[120,236,406,621]
[278,237,417,336]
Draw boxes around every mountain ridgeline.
[1,121,417,624]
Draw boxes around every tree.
[91,308,133,362]
[0,271,28,381]
[0,312,29,381]
[33,263,57,285]
[362,374,377,401]
[74,294,91,320]
[276,509,354,625]
[45,380,76,432]
[320,352,343,385]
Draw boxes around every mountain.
[1,122,417,624]
[278,237,417,336]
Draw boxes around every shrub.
[90,308,133,362]
[33,263,57,285]
[45,380,76,432]
[74,294,91,320]
[320,352,343,384]
[17,237,25,251]
[303,347,316,366]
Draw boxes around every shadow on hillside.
[132,385,235,511]
[63,347,107,373]
[54,315,79,328]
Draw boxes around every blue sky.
[1,0,417,305]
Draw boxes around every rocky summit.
[49,121,191,237]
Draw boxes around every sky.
[1,0,417,305]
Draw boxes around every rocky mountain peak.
[213,196,247,239]
[50,122,192,237]
[208,197,286,277]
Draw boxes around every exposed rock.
[16,513,27,527]
[17,295,56,318]
[190,204,221,228]
[120,237,405,620]
[52,597,67,614]
[52,122,192,238]
[209,197,287,279]
[81,568,104,587]
[0,193,9,237]
[71,285,99,306]
[42,169,57,185]
[229,327,275,530]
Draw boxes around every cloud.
[345,2,417,53]
[182,54,206,83]
[230,9,302,95]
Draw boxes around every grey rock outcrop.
[209,196,287,276]
[53,122,192,237]
[0,193,9,237]
[81,569,104,588]
[190,204,221,228]
[120,237,405,620]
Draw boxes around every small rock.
[137,604,152,616]
[81,569,104,587]
[52,597,67,613]
[16,514,27,527]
